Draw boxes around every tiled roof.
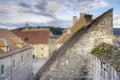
[0,49,5,54]
[11,38,22,44]
[57,34,72,43]
[13,29,52,44]
[0,39,7,47]
[0,29,31,57]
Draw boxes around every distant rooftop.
[13,28,53,44]
[0,28,32,58]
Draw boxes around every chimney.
[80,13,86,19]
[73,16,77,25]
[85,14,92,25]
[80,13,92,25]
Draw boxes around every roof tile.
[13,29,52,44]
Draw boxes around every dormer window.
[12,38,23,48]
[0,39,9,53]
[24,37,28,42]
[6,45,10,52]
[1,65,5,75]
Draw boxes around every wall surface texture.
[39,9,119,80]
[0,48,33,80]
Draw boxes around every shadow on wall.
[74,59,93,80]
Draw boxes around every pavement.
[32,57,48,75]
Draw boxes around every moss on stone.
[91,43,120,72]
[91,43,106,57]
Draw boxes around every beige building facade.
[13,28,54,58]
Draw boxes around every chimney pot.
[73,16,77,25]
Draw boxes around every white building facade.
[0,29,33,80]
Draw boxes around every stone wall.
[0,48,33,80]
[91,54,119,80]
[39,9,114,80]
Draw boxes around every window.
[103,68,106,79]
[1,65,4,75]
[33,55,35,58]
[101,61,103,68]
[27,53,29,59]
[13,60,15,68]
[24,37,28,41]
[21,56,23,63]
[6,46,10,52]
[41,54,44,56]
[41,48,43,50]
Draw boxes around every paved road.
[32,58,48,75]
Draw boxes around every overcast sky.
[0,0,120,29]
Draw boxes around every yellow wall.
[71,14,86,34]
[16,44,22,48]
[57,43,63,49]
[0,47,6,52]
[33,44,49,58]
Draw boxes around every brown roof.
[0,39,7,47]
[31,9,113,79]
[0,49,5,54]
[0,29,31,57]
[57,34,72,43]
[57,13,88,43]
[13,29,52,44]
[11,38,22,44]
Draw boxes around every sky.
[0,0,120,29]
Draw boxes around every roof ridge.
[32,8,113,80]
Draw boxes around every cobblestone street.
[32,58,48,75]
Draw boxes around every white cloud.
[113,13,120,27]
[0,0,108,28]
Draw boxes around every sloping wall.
[32,9,113,80]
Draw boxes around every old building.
[13,28,53,58]
[57,12,93,49]
[0,29,33,80]
[49,35,61,55]
[31,9,120,80]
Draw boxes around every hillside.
[113,28,120,36]
[12,26,65,35]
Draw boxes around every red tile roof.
[13,29,52,44]
[0,49,5,54]
[11,38,22,44]
[0,29,31,57]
